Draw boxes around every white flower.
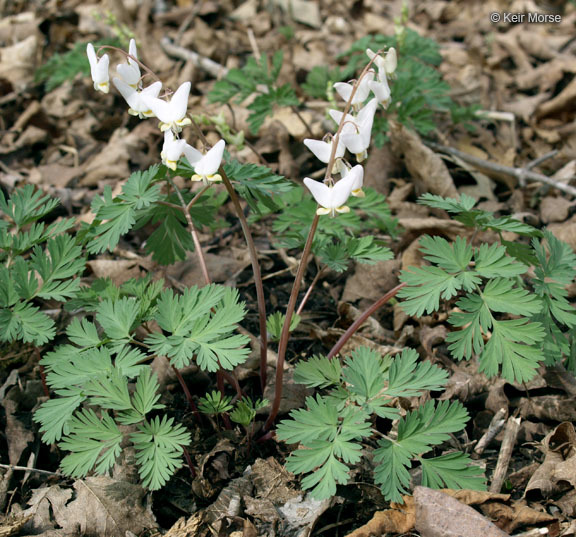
[303,138,346,174]
[366,47,397,78]
[368,76,391,106]
[334,98,378,161]
[183,144,202,166]
[303,166,363,217]
[333,71,374,106]
[113,77,162,118]
[342,164,365,197]
[117,39,141,87]
[143,81,192,133]
[191,139,225,183]
[161,130,187,170]
[87,43,110,94]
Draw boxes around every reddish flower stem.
[326,282,406,359]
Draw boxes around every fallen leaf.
[414,487,509,537]
[389,122,459,198]
[344,496,415,537]
[526,422,576,500]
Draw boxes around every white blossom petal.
[113,78,162,116]
[303,172,357,214]
[117,38,141,86]
[87,43,110,93]
[143,81,191,131]
[194,139,225,176]
[368,79,391,105]
[162,130,187,162]
[303,139,344,163]
[183,144,203,165]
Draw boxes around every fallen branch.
[490,416,521,493]
[425,141,576,197]
[160,37,228,79]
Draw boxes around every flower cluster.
[86,40,225,182]
[302,48,396,217]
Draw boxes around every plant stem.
[326,282,406,359]
[169,178,211,286]
[296,265,324,316]
[262,60,380,431]
[263,213,319,431]
[188,118,269,395]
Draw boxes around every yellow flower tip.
[352,188,365,198]
[316,207,331,216]
[128,108,139,116]
[335,205,350,214]
[177,117,192,127]
[355,151,367,162]
[159,122,171,132]
[166,160,178,171]
[191,174,203,182]
[142,110,155,118]
[208,174,222,183]
[98,82,110,93]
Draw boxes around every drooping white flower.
[191,139,225,183]
[117,39,141,87]
[368,76,391,107]
[113,77,162,118]
[87,43,110,94]
[366,47,397,78]
[161,130,187,170]
[303,166,363,217]
[183,144,203,166]
[336,98,378,162]
[333,71,374,106]
[143,81,192,133]
[341,164,365,197]
[303,137,346,174]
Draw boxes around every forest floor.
[1,0,576,535]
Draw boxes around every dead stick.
[489,416,521,493]
[426,141,576,197]
[474,408,507,456]
[0,463,60,476]
[160,37,228,78]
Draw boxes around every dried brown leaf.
[389,122,458,198]
[414,487,509,537]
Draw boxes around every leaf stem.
[168,178,211,286]
[188,117,269,395]
[263,213,319,431]
[326,282,406,359]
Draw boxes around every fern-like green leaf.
[420,452,486,491]
[131,416,190,490]
[58,409,122,477]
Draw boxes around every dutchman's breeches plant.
[21,38,495,500]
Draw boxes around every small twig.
[474,408,507,456]
[489,415,521,493]
[426,141,576,197]
[525,150,559,171]
[0,463,60,476]
[296,266,324,316]
[160,37,228,79]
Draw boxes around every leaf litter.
[0,0,576,535]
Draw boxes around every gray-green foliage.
[0,185,84,345]
[341,29,480,146]
[208,51,299,133]
[276,347,485,501]
[399,194,576,382]
[34,280,249,489]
